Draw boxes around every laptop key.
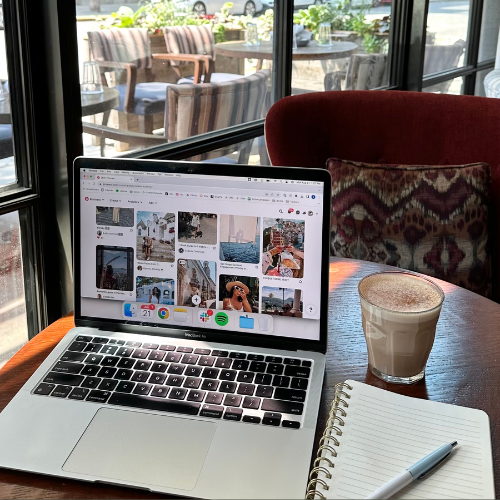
[237,384,255,396]
[131,371,150,382]
[125,341,142,347]
[194,348,211,355]
[53,361,84,374]
[108,393,200,416]
[92,337,109,344]
[86,354,103,365]
[170,388,187,400]
[219,370,237,381]
[151,385,169,398]
[84,343,102,353]
[255,373,272,385]
[114,369,133,380]
[99,379,118,391]
[219,382,237,393]
[149,373,167,385]
[101,356,119,367]
[159,345,176,351]
[134,360,151,371]
[165,375,184,387]
[266,363,284,375]
[237,371,254,383]
[262,412,282,426]
[272,376,290,388]
[81,365,100,376]
[68,387,90,400]
[185,366,202,377]
[202,368,220,379]
[284,358,301,366]
[86,390,111,403]
[200,404,223,419]
[265,356,282,363]
[229,352,246,359]
[81,377,101,389]
[177,346,193,353]
[116,347,134,357]
[148,350,166,361]
[284,366,310,378]
[150,362,168,373]
[211,350,228,357]
[133,383,152,396]
[60,351,86,362]
[198,356,215,367]
[75,335,92,342]
[201,379,219,391]
[256,385,274,398]
[132,348,150,359]
[224,407,243,421]
[290,377,309,390]
[273,388,306,403]
[282,420,301,429]
[43,372,84,386]
[187,390,206,402]
[165,352,182,363]
[249,361,267,372]
[261,399,304,415]
[142,343,159,350]
[116,340,125,346]
[168,363,185,375]
[242,396,261,410]
[68,341,87,352]
[247,354,264,361]
[184,377,202,389]
[117,358,135,369]
[34,383,55,395]
[100,345,118,355]
[231,360,249,371]
[242,415,261,424]
[215,357,232,369]
[224,394,242,407]
[181,354,199,365]
[116,381,135,393]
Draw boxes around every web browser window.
[80,169,324,342]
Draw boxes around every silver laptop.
[0,158,331,499]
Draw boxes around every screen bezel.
[74,157,331,354]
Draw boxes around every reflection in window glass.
[424,0,469,76]
[0,15,15,189]
[478,0,500,63]
[0,211,28,369]
[423,76,464,95]
[475,69,491,97]
[76,1,271,158]
[183,135,268,165]
[292,1,392,93]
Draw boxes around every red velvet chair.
[265,90,500,300]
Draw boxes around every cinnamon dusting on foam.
[359,273,442,313]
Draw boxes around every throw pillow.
[327,158,492,297]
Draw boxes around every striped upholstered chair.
[88,28,172,134]
[161,25,242,84]
[82,70,270,163]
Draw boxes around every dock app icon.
[173,308,188,322]
[239,315,254,329]
[214,312,229,326]
[123,303,137,318]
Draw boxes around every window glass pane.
[424,0,469,76]
[291,1,392,93]
[423,76,464,95]
[182,135,268,164]
[476,68,492,97]
[478,0,500,63]
[0,12,15,189]
[76,1,271,158]
[0,210,28,369]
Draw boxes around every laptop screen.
[78,164,326,343]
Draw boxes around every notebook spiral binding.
[305,382,353,500]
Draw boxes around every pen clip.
[417,452,451,479]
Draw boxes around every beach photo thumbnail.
[177,259,217,308]
[262,286,303,317]
[136,211,175,262]
[219,215,260,264]
[96,245,134,291]
[136,276,175,305]
[178,212,217,245]
[262,218,305,278]
[218,275,259,314]
[96,206,134,227]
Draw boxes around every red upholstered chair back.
[265,90,500,300]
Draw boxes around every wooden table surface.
[1,257,499,499]
[215,40,359,61]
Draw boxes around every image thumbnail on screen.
[178,212,217,245]
[96,207,134,227]
[136,276,175,305]
[219,215,260,264]
[177,259,217,308]
[262,218,305,278]
[96,245,134,291]
[136,211,175,262]
[262,286,303,317]
[218,275,259,314]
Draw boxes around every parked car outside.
[264,0,379,9]
[177,0,264,16]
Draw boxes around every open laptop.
[0,158,331,499]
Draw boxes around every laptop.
[0,158,332,499]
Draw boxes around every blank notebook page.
[318,380,494,499]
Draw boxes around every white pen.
[365,441,458,499]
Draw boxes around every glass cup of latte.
[358,271,445,384]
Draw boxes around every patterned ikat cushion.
[327,158,492,297]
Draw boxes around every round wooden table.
[0,88,120,124]
[215,40,358,61]
[1,257,499,498]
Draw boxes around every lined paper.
[317,380,494,499]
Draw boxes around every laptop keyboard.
[33,336,313,429]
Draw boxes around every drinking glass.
[318,22,332,46]
[81,61,103,94]
[245,23,260,46]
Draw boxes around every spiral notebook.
[307,380,494,499]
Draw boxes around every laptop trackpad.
[63,408,216,491]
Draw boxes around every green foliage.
[257,9,274,40]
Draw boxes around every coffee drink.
[358,272,444,384]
